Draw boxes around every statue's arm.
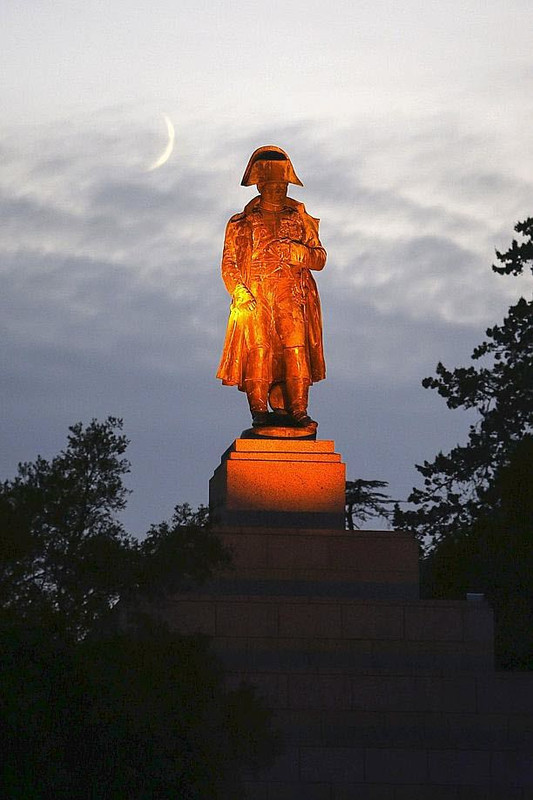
[221,220,241,294]
[304,241,327,272]
[289,213,327,272]
[221,218,256,310]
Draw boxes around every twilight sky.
[1,0,532,534]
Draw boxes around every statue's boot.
[285,379,316,427]
[245,347,270,426]
[283,346,316,427]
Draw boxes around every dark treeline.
[0,419,278,798]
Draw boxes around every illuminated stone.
[209,438,346,528]
[216,146,327,430]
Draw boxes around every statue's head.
[241,146,303,187]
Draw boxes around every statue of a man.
[216,145,326,429]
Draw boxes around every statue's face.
[258,181,288,205]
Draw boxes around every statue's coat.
[216,196,326,390]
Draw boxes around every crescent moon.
[147,114,175,171]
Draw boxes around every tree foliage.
[0,620,278,798]
[395,218,533,549]
[345,479,394,530]
[394,218,533,668]
[0,419,278,795]
[136,503,230,598]
[0,420,232,637]
[0,418,136,636]
[422,436,533,668]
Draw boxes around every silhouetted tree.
[0,419,278,796]
[422,437,533,668]
[136,502,230,598]
[0,619,278,798]
[0,418,136,637]
[345,479,394,530]
[394,218,533,667]
[395,218,533,549]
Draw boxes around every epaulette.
[228,211,246,223]
[285,197,304,212]
[244,196,261,214]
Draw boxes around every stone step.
[225,669,533,717]
[153,592,494,672]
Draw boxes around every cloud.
[0,110,531,532]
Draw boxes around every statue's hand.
[288,241,309,266]
[233,284,256,311]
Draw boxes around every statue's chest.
[249,210,304,248]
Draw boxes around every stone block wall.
[145,585,533,796]
[137,515,533,796]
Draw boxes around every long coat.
[216,196,326,390]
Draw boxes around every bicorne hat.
[241,145,303,187]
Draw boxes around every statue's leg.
[243,284,272,426]
[274,284,315,427]
[283,346,315,426]
[244,346,270,426]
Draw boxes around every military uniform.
[216,146,326,425]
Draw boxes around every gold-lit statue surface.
[217,146,326,433]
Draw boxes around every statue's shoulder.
[286,197,320,225]
[286,197,320,222]
[228,211,246,224]
[285,197,304,211]
[227,196,261,225]
[243,196,261,215]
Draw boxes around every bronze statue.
[216,146,326,430]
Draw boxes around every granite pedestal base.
[211,526,419,600]
[209,438,346,529]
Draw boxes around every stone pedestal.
[209,438,346,529]
[213,527,419,600]
[137,438,533,797]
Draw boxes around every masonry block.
[442,713,510,749]
[278,601,342,639]
[210,438,346,528]
[243,783,268,800]
[456,788,526,800]
[383,711,433,748]
[393,788,459,800]
[428,749,492,785]
[289,673,352,711]
[268,783,332,800]
[405,603,464,642]
[271,709,324,746]
[464,601,494,644]
[364,748,428,784]
[477,675,533,714]
[342,603,404,640]
[216,600,278,637]
[490,750,533,786]
[226,670,289,708]
[321,710,389,748]
[334,784,394,800]
[299,746,365,782]
[214,528,420,596]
